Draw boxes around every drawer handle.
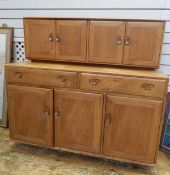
[141,83,155,90]
[15,72,22,79]
[105,114,112,126]
[57,75,67,82]
[89,79,101,86]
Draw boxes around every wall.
[0,0,169,91]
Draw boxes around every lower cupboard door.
[54,90,103,153]
[103,95,163,164]
[7,85,53,146]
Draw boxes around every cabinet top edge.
[23,17,165,22]
[5,62,169,80]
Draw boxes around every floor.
[0,128,170,175]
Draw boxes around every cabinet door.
[7,85,53,146]
[24,19,55,59]
[55,20,87,62]
[54,90,103,153]
[123,22,164,67]
[103,95,163,163]
[88,21,126,64]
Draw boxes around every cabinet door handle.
[57,75,67,82]
[89,79,101,86]
[56,37,60,42]
[105,114,112,126]
[141,83,155,90]
[44,107,50,118]
[115,36,123,46]
[54,110,60,118]
[48,33,54,42]
[125,37,131,46]
[15,72,22,79]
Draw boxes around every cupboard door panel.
[103,95,163,163]
[89,21,125,64]
[54,90,103,153]
[123,22,164,67]
[24,19,56,59]
[55,20,87,62]
[8,85,53,146]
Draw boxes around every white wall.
[0,0,169,91]
[0,0,167,9]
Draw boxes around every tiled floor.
[0,127,170,175]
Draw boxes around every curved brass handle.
[57,75,67,82]
[89,79,101,86]
[56,37,60,42]
[141,83,155,91]
[44,107,50,118]
[125,37,131,46]
[54,110,60,118]
[115,36,123,46]
[48,33,53,41]
[105,114,112,126]
[15,72,22,79]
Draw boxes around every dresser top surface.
[6,62,168,80]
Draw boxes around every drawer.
[80,73,167,98]
[6,67,78,89]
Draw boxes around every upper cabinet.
[24,19,56,60]
[24,18,164,68]
[55,20,87,62]
[123,22,164,67]
[89,21,164,68]
[24,19,87,62]
[89,21,125,64]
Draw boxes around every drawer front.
[6,67,78,89]
[80,73,166,98]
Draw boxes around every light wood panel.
[24,19,56,59]
[6,67,78,89]
[123,22,164,67]
[55,20,87,62]
[7,85,53,146]
[103,95,163,163]
[54,90,103,153]
[88,21,125,64]
[5,62,168,79]
[80,73,167,98]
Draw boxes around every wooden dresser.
[5,62,169,165]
